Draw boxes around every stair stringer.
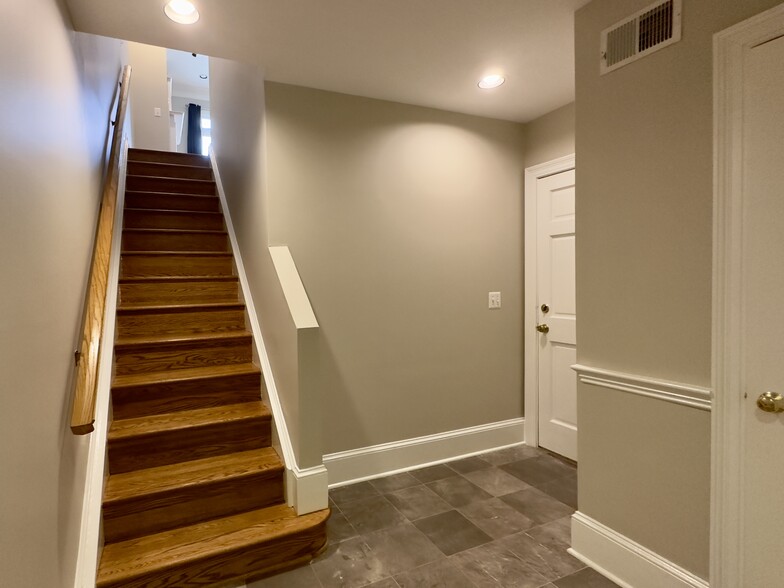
[73,138,129,588]
[209,150,328,515]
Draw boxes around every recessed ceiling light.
[164,0,200,25]
[478,74,505,89]
[199,74,208,80]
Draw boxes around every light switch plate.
[488,292,501,309]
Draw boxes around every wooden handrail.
[70,65,132,435]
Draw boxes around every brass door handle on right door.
[757,391,784,413]
[536,324,549,334]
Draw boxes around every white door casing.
[713,5,784,587]
[524,155,577,460]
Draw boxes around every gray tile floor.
[248,445,619,588]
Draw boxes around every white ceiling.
[64,0,590,123]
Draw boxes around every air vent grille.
[600,0,682,74]
[639,1,674,51]
[605,20,637,67]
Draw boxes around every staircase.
[96,149,329,587]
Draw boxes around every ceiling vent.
[600,0,682,75]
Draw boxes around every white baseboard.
[323,418,525,487]
[570,511,709,588]
[286,465,329,514]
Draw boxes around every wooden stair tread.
[115,330,251,349]
[104,448,282,504]
[125,190,218,199]
[123,227,228,235]
[118,301,245,312]
[119,276,238,284]
[112,363,260,389]
[113,333,252,375]
[109,402,270,441]
[97,505,329,586]
[128,161,212,172]
[128,148,211,166]
[126,163,214,183]
[126,176,217,197]
[121,251,233,257]
[115,330,251,346]
[124,207,223,216]
[127,174,215,184]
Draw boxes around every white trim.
[712,5,784,586]
[573,364,712,411]
[570,511,709,588]
[523,154,575,449]
[286,465,329,514]
[209,151,327,514]
[324,418,525,487]
[268,246,318,329]
[74,138,129,587]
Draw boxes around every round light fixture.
[164,0,200,24]
[478,74,505,89]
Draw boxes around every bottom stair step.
[97,504,330,588]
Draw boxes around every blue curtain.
[187,103,202,154]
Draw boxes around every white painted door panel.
[740,33,784,587]
[536,170,577,460]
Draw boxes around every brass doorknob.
[757,391,784,413]
[536,324,549,334]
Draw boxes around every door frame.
[712,5,784,586]
[523,154,576,449]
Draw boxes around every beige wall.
[0,1,125,585]
[127,41,169,150]
[524,102,575,168]
[264,83,526,454]
[211,72,527,465]
[575,0,782,578]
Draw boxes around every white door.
[714,8,784,586]
[536,169,577,460]
[737,30,784,587]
